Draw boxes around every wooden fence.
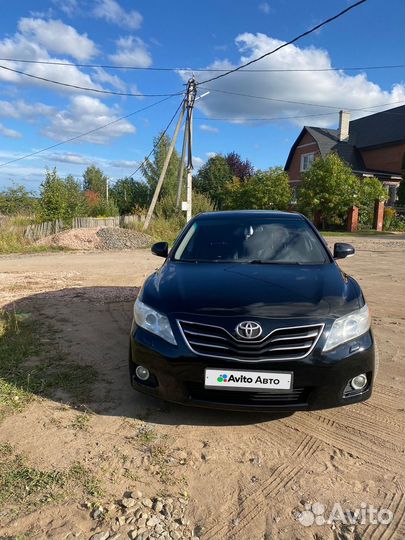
[23,214,143,241]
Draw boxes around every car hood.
[142,261,361,319]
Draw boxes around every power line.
[0,96,175,169]
[197,0,368,85]
[198,88,405,111]
[194,100,405,122]
[199,87,345,109]
[129,98,185,178]
[0,64,182,97]
[0,57,403,73]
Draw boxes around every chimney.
[338,110,350,141]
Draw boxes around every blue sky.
[0,0,404,192]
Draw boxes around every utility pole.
[143,78,198,230]
[143,101,186,230]
[185,78,196,222]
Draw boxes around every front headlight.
[323,304,370,352]
[134,298,177,345]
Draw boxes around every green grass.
[128,215,185,244]
[69,412,91,431]
[0,443,103,515]
[0,310,98,420]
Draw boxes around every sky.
[0,0,404,192]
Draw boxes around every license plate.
[205,369,293,391]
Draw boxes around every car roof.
[195,210,305,220]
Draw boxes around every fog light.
[135,365,150,381]
[350,373,367,391]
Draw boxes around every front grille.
[187,382,309,406]
[178,320,324,361]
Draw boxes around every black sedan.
[129,210,375,411]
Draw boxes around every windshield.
[173,217,329,264]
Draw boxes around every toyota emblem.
[235,321,262,339]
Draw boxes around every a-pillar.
[373,199,385,231]
[347,206,359,232]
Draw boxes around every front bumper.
[129,324,375,412]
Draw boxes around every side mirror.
[333,242,355,259]
[151,241,168,258]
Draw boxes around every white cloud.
[93,0,143,30]
[0,123,22,138]
[92,67,127,92]
[206,152,218,158]
[199,123,219,133]
[0,99,55,120]
[18,18,98,61]
[110,159,138,168]
[108,36,152,68]
[187,33,405,127]
[258,2,271,15]
[46,152,92,165]
[0,21,102,93]
[192,156,205,170]
[51,0,79,17]
[42,95,136,144]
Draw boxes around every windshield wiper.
[247,260,304,265]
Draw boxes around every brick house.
[284,105,405,205]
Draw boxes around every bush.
[383,207,396,230]
[88,198,119,217]
[357,177,388,226]
[223,168,292,211]
[38,169,88,222]
[297,154,358,227]
[384,211,405,231]
[0,184,37,216]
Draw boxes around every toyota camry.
[129,210,375,411]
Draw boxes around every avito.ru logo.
[217,374,228,383]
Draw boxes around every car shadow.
[2,286,293,427]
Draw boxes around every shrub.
[383,207,396,230]
[297,154,358,227]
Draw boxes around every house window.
[300,152,315,172]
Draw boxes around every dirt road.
[0,236,404,540]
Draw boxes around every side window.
[300,152,315,172]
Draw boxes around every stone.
[146,516,159,527]
[121,497,136,508]
[130,490,143,499]
[142,498,153,508]
[91,506,104,519]
[90,532,109,540]
[128,530,138,540]
[154,524,164,535]
[153,501,163,513]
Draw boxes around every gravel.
[89,491,199,540]
[35,227,152,251]
[96,228,152,250]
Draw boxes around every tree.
[38,169,88,222]
[0,184,37,215]
[83,165,108,196]
[222,167,292,210]
[38,168,68,221]
[193,155,233,209]
[357,176,388,225]
[225,152,254,181]
[141,133,182,199]
[110,177,150,214]
[297,154,359,227]
[64,175,89,219]
[398,153,405,205]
